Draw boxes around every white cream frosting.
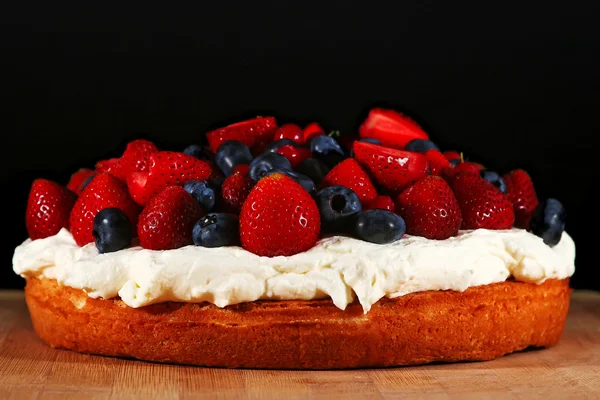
[12,228,575,313]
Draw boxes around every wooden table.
[1,290,599,399]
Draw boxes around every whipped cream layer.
[13,228,575,313]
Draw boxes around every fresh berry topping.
[424,149,452,176]
[214,141,253,176]
[266,169,316,194]
[443,161,481,184]
[127,151,212,206]
[354,209,406,244]
[206,116,277,153]
[396,176,462,240]
[232,164,250,176]
[80,174,96,192]
[349,138,382,157]
[183,180,216,212]
[239,172,320,256]
[353,141,429,193]
[276,145,312,168]
[67,168,96,195]
[303,122,325,143]
[530,198,566,247]
[248,152,292,182]
[443,151,462,162]
[503,169,539,229]
[220,173,255,213]
[92,208,133,253]
[451,173,515,230]
[264,138,301,153]
[119,139,158,178]
[309,135,345,158]
[319,158,377,204]
[480,170,507,194]
[138,186,204,250]
[404,139,440,153]
[295,158,331,184]
[449,159,461,167]
[69,173,140,246]
[26,179,77,240]
[359,108,428,149]
[193,213,240,248]
[183,144,211,160]
[315,186,362,233]
[339,134,360,153]
[95,158,126,180]
[273,123,304,144]
[364,195,395,212]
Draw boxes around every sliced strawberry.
[451,173,515,230]
[240,172,320,256]
[359,108,429,148]
[276,145,312,168]
[127,151,212,206]
[303,122,325,143]
[424,149,452,176]
[443,151,462,161]
[67,168,95,195]
[119,139,158,177]
[69,173,141,246]
[503,169,539,229]
[364,195,395,212]
[26,179,77,240]
[220,173,255,214]
[353,141,429,193]
[138,186,204,250]
[95,158,126,180]
[396,176,462,240]
[206,116,278,152]
[319,158,378,204]
[273,123,304,144]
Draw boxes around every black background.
[1,2,597,290]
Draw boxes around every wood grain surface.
[0,290,599,400]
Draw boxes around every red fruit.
[339,134,360,152]
[138,186,204,250]
[424,149,452,176]
[69,173,141,246]
[240,172,320,256]
[67,168,95,195]
[26,179,77,240]
[359,108,429,149]
[396,176,462,240]
[127,151,212,206]
[364,195,395,212]
[273,123,304,144]
[276,145,312,168]
[206,116,278,152]
[503,169,539,229]
[303,122,325,142]
[119,139,158,177]
[232,164,250,176]
[319,158,378,204]
[95,158,126,180]
[220,173,255,214]
[451,173,515,230]
[443,151,462,161]
[443,161,481,184]
[353,141,430,193]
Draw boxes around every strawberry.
[240,172,320,256]
[503,169,539,229]
[353,141,429,193]
[276,145,312,169]
[442,161,481,184]
[319,158,378,204]
[119,139,158,177]
[138,186,204,250]
[443,151,462,161]
[424,149,452,176]
[359,108,429,149]
[396,176,462,240]
[303,122,325,142]
[451,173,515,230]
[206,116,278,152]
[26,179,77,240]
[67,168,95,195]
[69,173,141,246]
[95,158,126,180]
[273,123,304,144]
[127,151,212,206]
[232,164,250,176]
[220,173,255,214]
[364,195,395,212]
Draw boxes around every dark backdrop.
[1,2,597,290]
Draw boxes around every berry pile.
[25,108,567,256]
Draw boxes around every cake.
[12,108,576,369]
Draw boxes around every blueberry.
[249,152,292,181]
[530,198,566,247]
[315,186,362,233]
[92,208,133,253]
[215,140,254,176]
[354,209,406,244]
[183,144,212,160]
[183,180,216,212]
[295,158,331,184]
[81,174,96,191]
[350,138,382,157]
[310,136,345,158]
[480,170,507,194]
[267,169,316,193]
[264,139,301,153]
[404,139,440,153]
[193,213,240,248]
[449,159,461,167]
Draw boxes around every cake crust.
[25,277,571,369]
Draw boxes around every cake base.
[24,277,571,369]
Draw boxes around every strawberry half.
[424,149,452,176]
[95,158,126,180]
[220,173,255,214]
[353,141,430,193]
[503,169,539,229]
[138,186,204,250]
[119,139,158,178]
[206,116,278,152]
[240,172,320,256]
[359,108,429,149]
[67,168,96,195]
[26,179,77,240]
[451,173,515,230]
[69,173,141,246]
[127,151,212,206]
[396,176,462,240]
[319,158,378,204]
